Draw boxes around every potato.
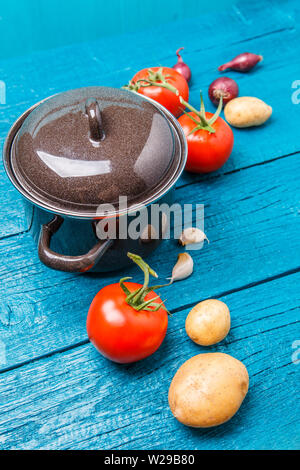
[224,96,272,128]
[185,299,230,346]
[168,353,249,428]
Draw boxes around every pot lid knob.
[8,87,186,217]
[85,98,105,143]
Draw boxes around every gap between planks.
[0,0,293,77]
[176,151,300,190]
[0,150,298,243]
[140,25,296,78]
[0,265,299,377]
[0,4,297,133]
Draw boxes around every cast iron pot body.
[3,87,187,273]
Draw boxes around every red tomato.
[178,111,234,173]
[86,282,168,364]
[131,67,189,117]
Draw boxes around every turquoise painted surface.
[0,0,233,59]
[0,0,299,450]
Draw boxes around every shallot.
[172,48,191,83]
[208,77,238,106]
[218,52,263,72]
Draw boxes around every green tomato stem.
[208,94,223,125]
[123,67,179,96]
[119,253,169,313]
[180,92,223,134]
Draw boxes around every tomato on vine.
[86,253,169,364]
[178,94,234,173]
[124,67,189,117]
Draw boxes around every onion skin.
[218,52,263,72]
[173,48,191,83]
[209,77,239,106]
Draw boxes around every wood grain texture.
[0,0,299,450]
[0,155,299,370]
[0,0,298,237]
[0,0,233,60]
[0,273,299,450]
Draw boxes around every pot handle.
[85,98,105,143]
[38,216,113,273]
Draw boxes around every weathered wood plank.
[0,154,299,370]
[178,27,300,186]
[0,0,295,135]
[0,272,298,450]
[0,0,299,450]
[0,0,297,237]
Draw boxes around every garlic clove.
[179,227,209,246]
[168,253,194,283]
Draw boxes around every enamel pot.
[3,87,187,272]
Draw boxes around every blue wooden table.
[0,0,299,450]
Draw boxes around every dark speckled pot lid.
[9,87,186,217]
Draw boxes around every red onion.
[208,77,239,106]
[172,48,191,82]
[218,52,263,72]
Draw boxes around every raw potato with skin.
[168,353,249,428]
[185,299,230,346]
[224,96,272,128]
